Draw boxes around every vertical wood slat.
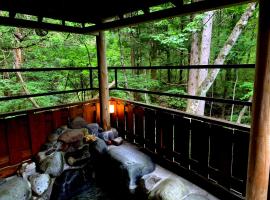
[144,108,156,153]
[116,101,125,138]
[190,119,209,177]
[156,111,174,161]
[52,108,69,128]
[125,104,134,142]
[209,125,233,189]
[29,112,45,155]
[231,129,250,195]
[83,103,96,123]
[133,106,144,146]
[174,115,190,168]
[0,119,9,167]
[69,104,84,120]
[7,115,32,164]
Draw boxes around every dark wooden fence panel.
[209,125,233,189]
[110,101,118,129]
[125,104,134,142]
[144,108,156,153]
[190,119,210,177]
[7,115,32,165]
[156,111,174,161]
[83,103,96,124]
[133,106,144,146]
[174,115,190,169]
[0,120,8,168]
[231,129,250,196]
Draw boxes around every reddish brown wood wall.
[0,101,97,178]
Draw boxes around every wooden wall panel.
[174,115,190,168]
[209,125,233,189]
[133,106,144,146]
[52,108,69,128]
[156,111,174,161]
[125,104,134,142]
[0,119,9,167]
[69,105,84,120]
[231,129,250,195]
[190,120,209,177]
[83,103,96,123]
[7,116,31,164]
[144,108,156,152]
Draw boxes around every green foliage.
[0,4,257,125]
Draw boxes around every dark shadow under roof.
[0,0,255,34]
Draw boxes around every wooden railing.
[0,97,250,200]
[110,97,250,200]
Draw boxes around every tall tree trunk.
[190,3,256,113]
[197,10,214,115]
[187,14,200,113]
[13,47,40,108]
[13,28,40,108]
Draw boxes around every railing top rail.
[111,97,251,132]
[0,64,255,72]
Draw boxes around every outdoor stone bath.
[0,117,218,200]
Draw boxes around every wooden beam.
[96,31,110,130]
[246,0,270,199]
[0,16,97,35]
[84,0,255,34]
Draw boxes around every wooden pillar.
[96,31,110,130]
[246,0,270,199]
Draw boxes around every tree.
[187,3,256,115]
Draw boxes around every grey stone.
[148,178,188,200]
[58,129,84,144]
[183,194,209,200]
[29,174,50,196]
[99,128,118,142]
[40,152,64,177]
[70,117,87,129]
[17,162,37,180]
[85,123,100,136]
[107,144,155,190]
[0,176,31,200]
[139,174,162,193]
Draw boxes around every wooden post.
[246,0,270,199]
[96,31,110,130]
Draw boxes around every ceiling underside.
[0,0,255,34]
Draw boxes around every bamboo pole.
[246,0,270,199]
[96,31,110,130]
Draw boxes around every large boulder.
[40,152,64,177]
[85,123,100,136]
[0,176,31,200]
[148,178,188,200]
[107,144,155,191]
[58,129,85,144]
[70,117,87,129]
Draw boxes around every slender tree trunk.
[13,28,40,108]
[237,96,252,123]
[196,10,214,115]
[187,14,200,113]
[13,47,40,108]
[190,3,256,113]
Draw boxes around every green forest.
[0,3,258,125]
